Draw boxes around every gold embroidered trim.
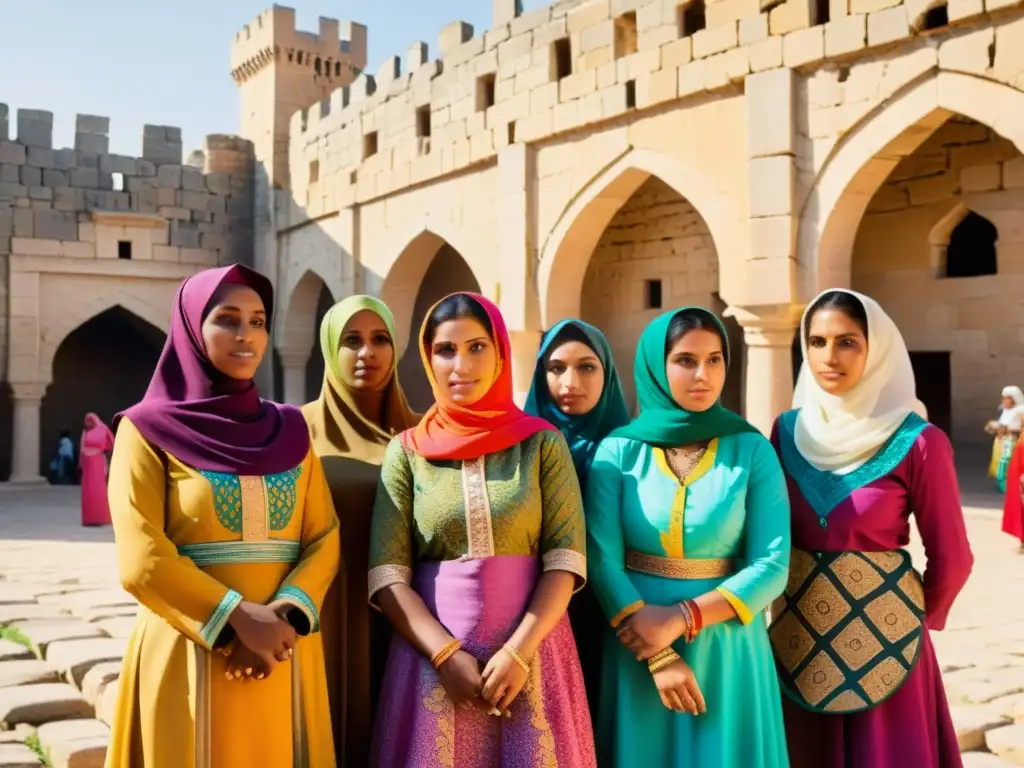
[525,652,558,767]
[239,475,269,543]
[367,565,413,604]
[422,683,455,766]
[610,600,645,628]
[542,548,586,580]
[461,456,495,559]
[626,550,734,580]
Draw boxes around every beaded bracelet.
[677,599,703,644]
[430,639,462,670]
[502,643,531,674]
[648,649,681,674]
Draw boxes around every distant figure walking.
[49,430,76,485]
[80,413,114,526]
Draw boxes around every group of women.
[102,263,974,768]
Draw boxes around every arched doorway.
[849,114,1022,445]
[274,269,334,406]
[570,176,739,414]
[385,239,481,411]
[40,306,165,476]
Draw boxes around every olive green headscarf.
[303,295,419,463]
[611,307,757,447]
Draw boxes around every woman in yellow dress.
[303,295,419,765]
[104,264,341,768]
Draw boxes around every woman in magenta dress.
[80,412,114,526]
[769,289,973,768]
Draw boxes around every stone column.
[509,330,542,408]
[279,351,310,406]
[8,381,48,485]
[724,305,803,436]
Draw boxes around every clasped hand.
[616,604,685,661]
[224,600,297,681]
[436,647,528,716]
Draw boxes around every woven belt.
[625,550,734,580]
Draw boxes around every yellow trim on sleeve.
[610,600,645,629]
[717,586,755,625]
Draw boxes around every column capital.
[9,380,49,403]
[276,348,311,369]
[723,303,804,347]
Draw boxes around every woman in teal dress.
[585,307,791,767]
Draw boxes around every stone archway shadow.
[797,70,1024,300]
[537,147,743,328]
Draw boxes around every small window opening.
[552,38,573,80]
[507,121,517,144]
[625,80,637,109]
[644,279,663,310]
[679,0,707,36]
[614,13,639,59]
[476,73,497,112]
[309,159,319,184]
[335,61,342,76]
[350,170,358,185]
[813,0,830,24]
[117,240,132,260]
[944,210,998,278]
[837,66,851,83]
[314,57,322,75]
[297,51,304,65]
[111,172,124,192]
[287,49,295,63]
[416,106,432,138]
[362,131,378,160]
[918,2,949,30]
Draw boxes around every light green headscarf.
[611,307,757,447]
[304,295,419,462]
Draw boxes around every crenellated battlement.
[231,4,368,85]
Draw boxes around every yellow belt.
[625,550,734,580]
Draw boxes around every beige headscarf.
[792,289,927,475]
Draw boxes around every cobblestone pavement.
[0,481,1022,766]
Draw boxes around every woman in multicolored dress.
[585,307,791,767]
[986,386,1024,493]
[104,264,340,768]
[303,295,420,765]
[368,292,596,767]
[769,289,973,768]
[523,318,630,720]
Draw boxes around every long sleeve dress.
[770,413,973,768]
[103,418,341,768]
[367,430,597,767]
[585,431,791,767]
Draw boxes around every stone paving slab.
[0,605,66,624]
[987,723,1024,763]
[91,617,134,639]
[36,719,109,768]
[0,586,39,606]
[0,660,60,688]
[0,742,41,768]
[0,642,32,663]
[7,621,105,654]
[0,683,92,727]
[37,590,133,613]
[963,752,1019,767]
[45,639,126,687]
[75,607,136,624]
[79,663,120,708]
[953,704,1012,751]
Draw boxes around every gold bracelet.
[677,601,694,643]
[430,639,462,670]
[647,647,677,665]
[648,650,680,674]
[502,643,531,674]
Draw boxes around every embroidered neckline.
[778,411,928,526]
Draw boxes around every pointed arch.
[278,268,334,355]
[537,148,742,327]
[797,70,1024,298]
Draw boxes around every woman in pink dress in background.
[80,412,114,526]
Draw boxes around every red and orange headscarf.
[399,293,554,460]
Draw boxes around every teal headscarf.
[611,307,757,447]
[524,319,630,483]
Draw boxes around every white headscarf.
[999,386,1024,431]
[792,289,927,475]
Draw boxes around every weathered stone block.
[36,719,109,768]
[75,115,109,135]
[19,167,41,188]
[28,186,52,202]
[0,640,33,663]
[747,68,794,158]
[76,154,98,171]
[181,167,206,192]
[132,188,158,214]
[170,220,201,248]
[867,6,909,46]
[45,639,126,688]
[741,14,770,44]
[42,169,68,187]
[439,21,474,55]
[13,208,33,237]
[74,134,108,156]
[180,190,212,211]
[0,182,27,202]
[749,156,795,217]
[0,684,91,727]
[16,110,53,149]
[32,210,78,241]
[54,149,78,170]
[0,741,41,767]
[137,160,156,178]
[826,14,867,56]
[53,187,85,212]
[0,142,26,166]
[692,22,739,59]
[205,172,231,196]
[784,25,824,67]
[26,147,54,170]
[568,0,611,34]
[156,165,182,189]
[961,163,1002,192]
[69,169,98,189]
[0,660,60,689]
[98,156,137,176]
[494,0,524,26]
[987,722,1024,762]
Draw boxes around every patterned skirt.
[370,555,596,767]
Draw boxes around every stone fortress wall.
[0,105,256,481]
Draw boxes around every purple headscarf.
[116,264,310,475]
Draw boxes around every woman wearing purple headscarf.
[103,265,341,768]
